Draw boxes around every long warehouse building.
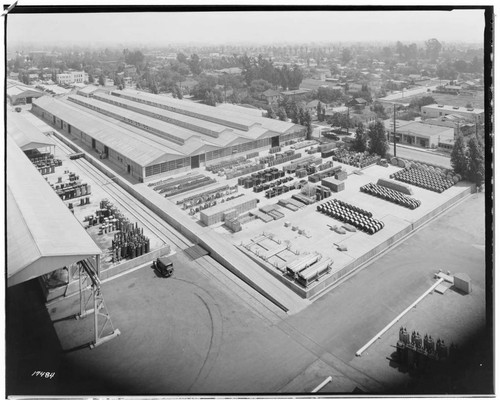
[32,89,306,182]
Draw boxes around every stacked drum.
[317,199,384,234]
[360,182,421,209]
[391,167,456,193]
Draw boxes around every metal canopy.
[7,112,55,151]
[7,136,101,287]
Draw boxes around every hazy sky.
[7,9,485,47]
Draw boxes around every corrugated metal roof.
[7,112,55,151]
[33,96,182,166]
[115,89,298,136]
[94,92,229,136]
[68,94,198,144]
[7,85,44,98]
[67,94,243,149]
[7,136,102,287]
[116,89,258,130]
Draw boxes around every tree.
[341,48,352,65]
[298,108,305,125]
[175,85,183,99]
[425,38,442,62]
[279,65,290,90]
[316,101,324,121]
[98,74,105,86]
[177,53,188,64]
[409,95,436,111]
[289,64,303,89]
[450,134,468,176]
[266,106,277,119]
[189,54,202,75]
[367,121,388,158]
[352,123,367,153]
[466,137,485,187]
[277,107,288,121]
[125,50,144,68]
[88,73,94,84]
[317,86,344,104]
[290,101,300,124]
[205,92,217,106]
[372,102,388,119]
[249,79,272,96]
[329,112,350,130]
[303,110,313,140]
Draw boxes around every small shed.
[454,273,472,294]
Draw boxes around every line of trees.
[240,54,303,90]
[451,135,485,187]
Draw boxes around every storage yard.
[141,134,472,299]
[7,90,487,396]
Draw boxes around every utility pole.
[346,106,350,135]
[393,103,397,157]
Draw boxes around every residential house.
[281,89,311,101]
[305,100,326,117]
[347,98,367,109]
[262,89,281,105]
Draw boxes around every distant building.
[423,114,474,137]
[434,84,462,95]
[299,78,343,92]
[123,64,137,77]
[76,85,100,98]
[421,104,484,124]
[347,98,367,109]
[262,89,281,105]
[7,79,45,105]
[347,83,363,94]
[281,88,311,101]
[217,67,243,75]
[305,100,326,115]
[56,70,88,85]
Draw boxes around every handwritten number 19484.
[32,371,55,379]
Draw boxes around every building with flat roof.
[281,89,311,100]
[421,104,484,124]
[299,78,343,92]
[384,119,454,149]
[31,90,305,182]
[56,70,88,85]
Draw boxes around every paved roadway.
[7,191,486,396]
